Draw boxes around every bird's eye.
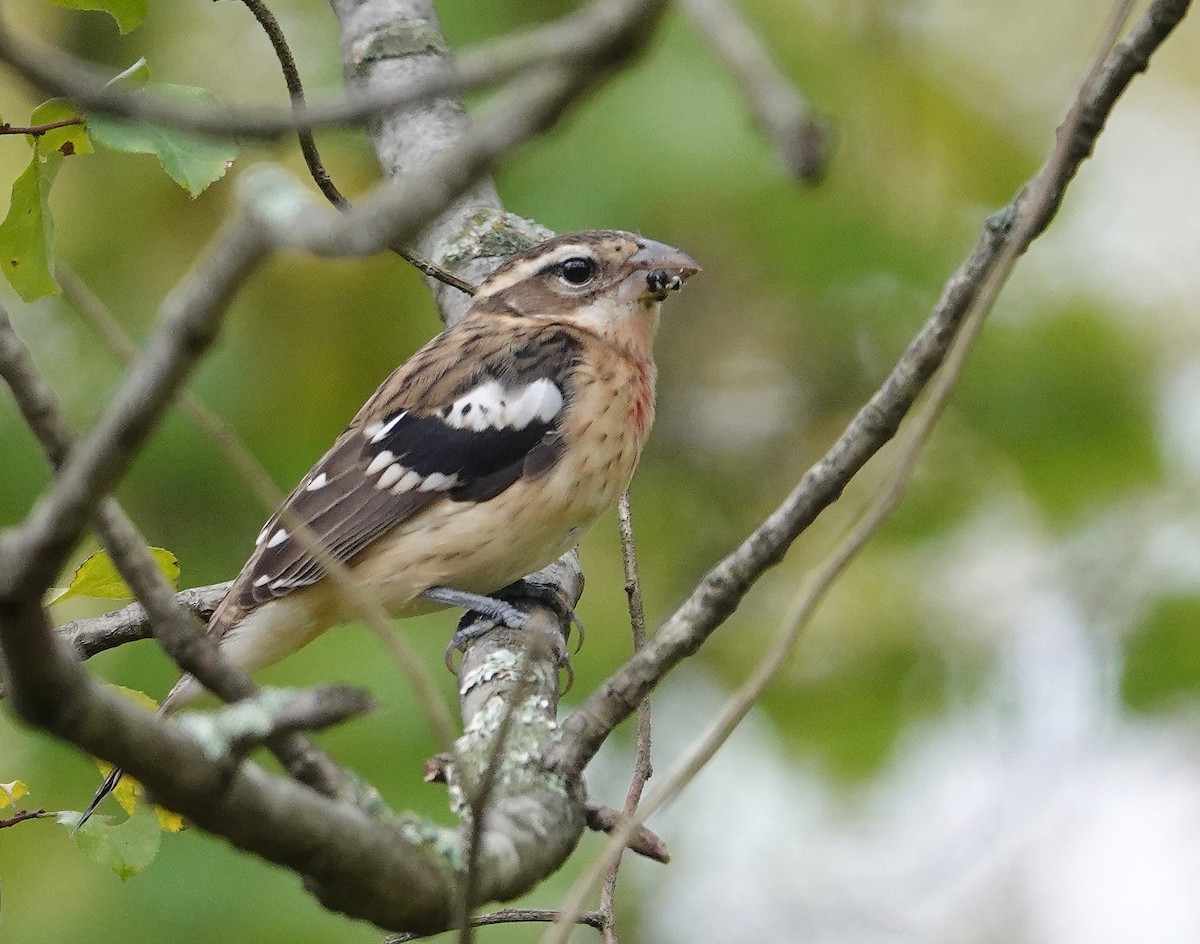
[555,257,598,286]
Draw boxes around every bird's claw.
[433,582,579,689]
[494,578,585,653]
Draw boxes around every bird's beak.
[631,239,701,301]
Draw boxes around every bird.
[79,229,699,824]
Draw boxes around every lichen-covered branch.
[0,0,672,933]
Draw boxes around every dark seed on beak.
[646,269,684,299]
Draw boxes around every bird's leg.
[424,586,531,631]
[429,583,581,686]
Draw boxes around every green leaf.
[48,548,181,605]
[88,84,238,197]
[57,803,162,880]
[49,0,148,34]
[29,99,92,157]
[0,149,62,301]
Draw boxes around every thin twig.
[583,800,669,863]
[541,3,1142,938]
[56,582,230,658]
[0,808,50,828]
[232,0,476,295]
[546,0,1193,781]
[386,908,605,943]
[597,493,655,942]
[679,0,830,182]
[0,118,83,136]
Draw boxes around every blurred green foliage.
[2,0,1197,941]
[1124,596,1200,712]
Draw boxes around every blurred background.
[3,0,1200,941]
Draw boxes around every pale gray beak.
[631,239,701,300]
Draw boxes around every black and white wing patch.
[236,374,569,609]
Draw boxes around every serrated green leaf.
[0,149,62,301]
[57,803,162,880]
[50,548,180,604]
[88,84,237,197]
[29,99,92,157]
[0,780,29,809]
[49,0,147,34]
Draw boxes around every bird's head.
[472,230,700,355]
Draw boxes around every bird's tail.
[76,765,124,829]
[76,693,180,830]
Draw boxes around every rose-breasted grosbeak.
[81,230,697,821]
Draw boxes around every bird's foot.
[426,586,531,672]
[494,578,585,652]
[428,583,580,689]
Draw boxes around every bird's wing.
[230,319,583,610]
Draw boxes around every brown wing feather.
[217,315,584,618]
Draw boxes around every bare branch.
[0,0,662,141]
[541,2,1168,939]
[545,0,1193,783]
[386,908,605,943]
[56,583,230,659]
[597,493,656,941]
[584,799,669,864]
[0,807,50,829]
[679,0,830,182]
[0,117,83,137]
[612,0,1141,833]
[176,685,376,759]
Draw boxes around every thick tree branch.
[0,0,661,141]
[0,277,357,800]
[546,0,1193,779]
[0,0,670,933]
[56,582,231,659]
